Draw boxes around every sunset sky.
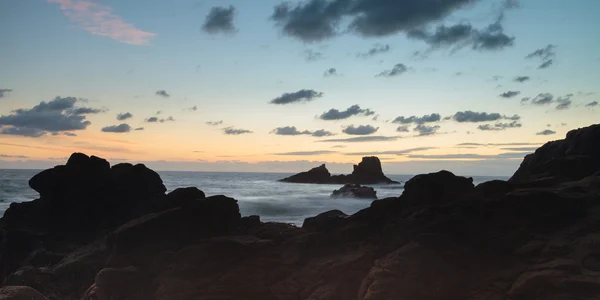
[0,0,598,175]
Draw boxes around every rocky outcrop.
[279,156,399,184]
[331,184,377,199]
[3,124,600,300]
[0,286,48,300]
[510,124,600,182]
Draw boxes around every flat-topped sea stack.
[279,156,399,184]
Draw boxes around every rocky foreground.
[1,124,600,300]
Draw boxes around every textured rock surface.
[331,184,377,199]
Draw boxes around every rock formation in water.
[1,124,600,300]
[331,184,377,199]
[279,156,399,184]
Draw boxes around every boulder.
[279,157,398,184]
[165,187,206,209]
[401,170,474,205]
[331,184,377,199]
[0,286,48,300]
[510,124,600,182]
[303,210,348,232]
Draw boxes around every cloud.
[392,113,440,124]
[345,147,436,156]
[311,129,335,137]
[274,150,337,156]
[0,127,46,138]
[477,121,522,131]
[117,112,133,121]
[585,101,598,108]
[0,154,29,159]
[538,59,553,69]
[271,126,311,136]
[270,0,475,42]
[270,89,323,105]
[145,116,175,123]
[396,125,410,132]
[526,44,556,69]
[303,49,325,62]
[63,132,77,136]
[206,120,223,126]
[47,0,156,45]
[324,68,340,77]
[271,126,334,137]
[71,107,105,114]
[514,76,530,83]
[0,89,12,98]
[501,146,539,152]
[331,145,346,149]
[101,123,132,133]
[376,63,408,77]
[536,129,556,136]
[156,90,170,97]
[471,21,515,51]
[0,96,98,137]
[223,127,252,135]
[319,105,375,120]
[499,91,520,98]
[187,106,198,112]
[530,93,553,105]
[452,111,510,123]
[414,124,440,136]
[134,127,144,131]
[318,135,399,143]
[526,44,556,60]
[342,125,378,135]
[358,44,391,57]
[555,95,572,110]
[202,6,236,34]
[408,152,532,160]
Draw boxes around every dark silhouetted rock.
[510,124,600,182]
[331,184,377,199]
[165,187,206,209]
[279,157,398,184]
[0,286,48,300]
[302,210,348,232]
[402,170,474,205]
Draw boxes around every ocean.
[0,169,507,225]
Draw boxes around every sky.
[0,0,599,175]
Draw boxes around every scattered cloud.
[47,0,156,45]
[392,113,440,124]
[345,147,436,156]
[270,0,478,42]
[134,127,144,131]
[319,105,375,120]
[331,145,346,149]
[187,106,198,112]
[0,96,99,137]
[0,154,29,159]
[396,125,410,132]
[117,112,133,121]
[271,126,334,137]
[585,101,598,108]
[312,129,335,137]
[63,132,77,136]
[477,121,522,131]
[342,125,378,135]
[274,150,337,156]
[156,90,170,97]
[318,135,399,143]
[514,76,530,83]
[223,127,252,135]
[202,5,236,34]
[358,44,391,57]
[303,49,325,62]
[414,124,441,136]
[145,116,175,123]
[536,129,556,136]
[101,123,132,133]
[0,89,13,98]
[530,93,553,105]
[555,95,572,110]
[452,111,517,123]
[324,68,340,77]
[526,44,556,69]
[408,152,532,160]
[270,89,323,105]
[499,91,520,98]
[206,120,224,126]
[376,63,408,77]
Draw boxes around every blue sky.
[0,0,598,175]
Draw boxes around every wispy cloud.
[47,0,156,45]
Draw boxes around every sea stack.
[279,156,399,184]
